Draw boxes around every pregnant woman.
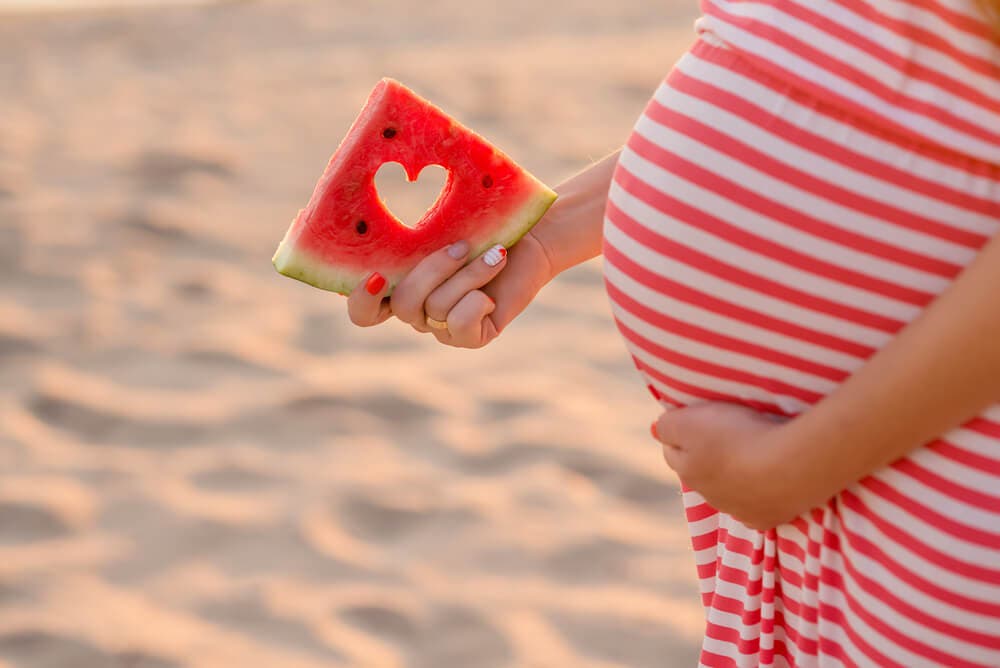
[348,2,1000,665]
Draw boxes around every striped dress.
[601,2,1000,666]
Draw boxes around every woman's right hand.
[345,228,554,349]
[345,148,622,348]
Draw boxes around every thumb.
[347,271,394,327]
[485,235,550,334]
[652,406,689,447]
[660,441,685,474]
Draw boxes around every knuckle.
[449,312,473,330]
[427,249,464,278]
[670,413,692,438]
[424,295,448,318]
[658,419,677,445]
[441,320,475,347]
[390,294,418,322]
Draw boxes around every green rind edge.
[272,187,558,297]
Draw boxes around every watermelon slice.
[273,78,558,296]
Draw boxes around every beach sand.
[0,1,703,665]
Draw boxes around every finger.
[424,244,507,320]
[347,272,393,327]
[434,290,497,348]
[391,240,470,327]
[654,408,686,447]
[661,443,684,474]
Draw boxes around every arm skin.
[532,149,621,277]
[767,228,1000,505]
[345,149,620,346]
[653,228,1000,530]
[460,148,622,340]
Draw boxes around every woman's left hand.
[652,403,821,531]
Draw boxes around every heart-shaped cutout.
[374,162,449,229]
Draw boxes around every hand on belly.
[651,402,816,531]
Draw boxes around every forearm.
[776,230,1000,496]
[531,149,620,277]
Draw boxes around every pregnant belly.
[601,42,1000,416]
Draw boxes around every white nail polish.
[483,244,507,267]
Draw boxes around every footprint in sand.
[115,211,240,260]
[198,591,346,663]
[0,501,71,545]
[337,492,479,544]
[100,497,369,583]
[191,466,284,493]
[27,393,208,448]
[0,630,178,668]
[339,605,416,643]
[340,604,512,668]
[0,334,40,359]
[171,277,212,301]
[560,451,682,516]
[130,149,233,195]
[279,391,432,426]
[547,611,700,668]
[479,397,537,421]
[4,271,85,311]
[0,222,22,269]
[457,441,560,476]
[180,349,282,379]
[542,537,639,584]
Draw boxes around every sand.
[0,1,703,666]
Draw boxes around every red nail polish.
[498,247,507,259]
[646,384,662,400]
[487,295,495,305]
[366,273,386,295]
[650,421,659,440]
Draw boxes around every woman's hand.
[345,230,553,349]
[653,228,1000,531]
[652,403,827,531]
[343,148,622,348]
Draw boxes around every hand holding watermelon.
[344,149,621,348]
[273,79,556,299]
[274,78,617,348]
[346,225,555,348]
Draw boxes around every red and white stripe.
[695,0,1000,166]
[602,28,1000,667]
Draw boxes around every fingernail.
[646,384,662,400]
[483,244,506,267]
[447,240,470,259]
[366,272,386,295]
[650,421,659,441]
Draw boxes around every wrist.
[528,195,577,280]
[528,150,621,279]
[763,415,854,513]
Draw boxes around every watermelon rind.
[272,186,557,296]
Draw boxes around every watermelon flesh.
[273,78,558,296]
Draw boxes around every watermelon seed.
[481,175,493,188]
[355,220,368,235]
[382,128,397,139]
